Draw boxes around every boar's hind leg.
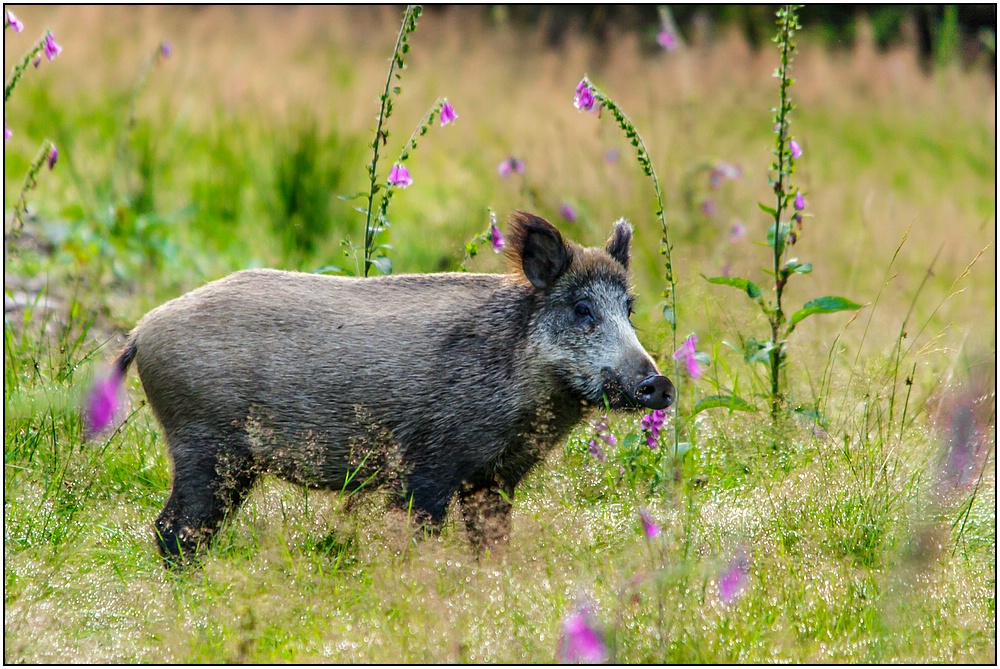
[154,428,257,565]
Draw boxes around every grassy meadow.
[4,5,996,663]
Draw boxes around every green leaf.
[744,338,774,365]
[767,222,791,255]
[788,296,863,328]
[313,265,345,275]
[368,256,393,275]
[661,304,676,326]
[757,202,778,217]
[703,275,762,300]
[338,191,370,202]
[785,258,812,274]
[691,395,757,416]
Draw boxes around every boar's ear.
[506,211,572,290]
[605,218,632,269]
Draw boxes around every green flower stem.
[11,139,57,234]
[363,5,421,276]
[767,5,800,418]
[585,78,680,451]
[4,31,52,103]
[372,97,445,248]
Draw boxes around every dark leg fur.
[155,429,257,566]
[459,483,513,555]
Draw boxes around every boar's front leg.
[458,452,540,555]
[458,480,513,555]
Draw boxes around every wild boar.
[112,211,674,562]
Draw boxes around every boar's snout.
[634,374,675,410]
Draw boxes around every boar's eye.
[574,299,596,324]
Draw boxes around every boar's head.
[507,211,675,411]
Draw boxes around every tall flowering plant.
[350,5,458,277]
[703,5,861,420]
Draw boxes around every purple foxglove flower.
[640,413,654,431]
[709,169,723,189]
[489,220,505,253]
[574,79,596,112]
[44,33,62,60]
[788,230,798,246]
[558,607,608,664]
[497,157,524,178]
[789,139,802,159]
[588,440,606,461]
[47,144,58,170]
[700,199,716,217]
[794,191,805,211]
[656,29,677,51]
[32,56,41,68]
[161,42,172,58]
[646,433,658,448]
[605,148,619,163]
[4,118,11,143]
[718,549,749,605]
[793,212,803,229]
[639,508,660,539]
[729,222,747,243]
[439,100,457,126]
[85,369,124,436]
[941,403,979,488]
[559,204,577,223]
[6,10,24,32]
[387,163,412,188]
[673,334,702,379]
[651,409,665,428]
[719,162,742,179]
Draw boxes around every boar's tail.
[113,334,138,378]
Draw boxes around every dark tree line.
[453,5,996,70]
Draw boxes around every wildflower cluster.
[588,414,616,461]
[639,410,666,449]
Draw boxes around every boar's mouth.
[599,374,675,411]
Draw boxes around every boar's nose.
[635,375,675,410]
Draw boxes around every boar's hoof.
[635,374,675,410]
